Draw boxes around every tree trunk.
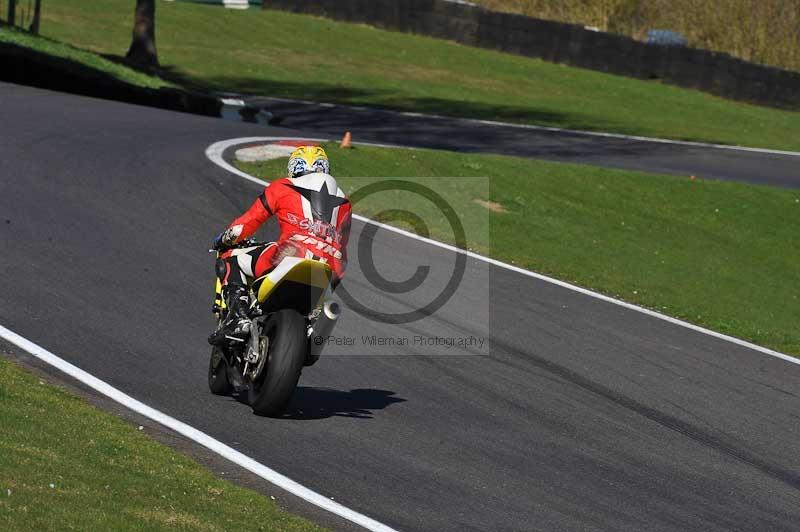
[126,0,158,67]
[30,0,42,35]
[7,0,17,26]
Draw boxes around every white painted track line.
[254,97,800,158]
[206,136,800,367]
[0,324,398,532]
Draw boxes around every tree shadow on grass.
[99,54,582,130]
[10,37,640,138]
[99,53,209,91]
[202,75,577,127]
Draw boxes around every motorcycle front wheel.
[248,309,307,417]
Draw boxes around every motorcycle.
[207,238,340,417]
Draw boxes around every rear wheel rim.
[249,319,276,392]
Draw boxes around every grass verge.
[237,144,800,356]
[0,357,323,531]
[0,26,172,90]
[26,0,800,151]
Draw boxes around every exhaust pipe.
[306,300,340,365]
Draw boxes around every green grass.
[0,26,172,89]
[28,0,800,151]
[237,144,800,356]
[0,357,324,531]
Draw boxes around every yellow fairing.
[214,277,226,312]
[256,258,333,305]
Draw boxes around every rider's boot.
[208,286,251,345]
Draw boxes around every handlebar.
[208,237,272,253]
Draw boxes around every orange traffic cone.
[340,131,353,149]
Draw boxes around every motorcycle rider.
[209,146,352,345]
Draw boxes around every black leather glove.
[212,231,227,250]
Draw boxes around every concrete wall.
[262,0,800,110]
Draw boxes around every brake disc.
[248,335,270,381]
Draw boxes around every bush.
[475,0,800,72]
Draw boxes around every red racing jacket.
[224,173,352,279]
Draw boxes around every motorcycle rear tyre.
[249,309,306,417]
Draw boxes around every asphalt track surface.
[3,81,800,531]
[243,95,800,189]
